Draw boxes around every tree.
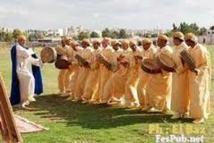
[188,23,199,34]
[78,32,90,40]
[170,22,200,35]
[73,36,79,41]
[28,33,36,41]
[118,29,129,39]
[111,31,119,39]
[102,28,112,38]
[151,33,158,38]
[165,31,173,37]
[172,23,178,32]
[136,32,143,37]
[28,31,44,41]
[0,31,6,41]
[90,31,100,38]
[179,22,192,34]
[143,33,151,38]
[199,27,207,35]
[0,31,13,42]
[12,29,22,40]
[5,32,13,42]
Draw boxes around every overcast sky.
[0,0,213,30]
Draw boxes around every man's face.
[122,43,129,50]
[113,44,119,51]
[143,43,151,50]
[157,39,166,48]
[130,44,136,51]
[185,40,195,48]
[18,37,26,47]
[173,38,182,46]
[82,42,88,49]
[102,41,108,48]
[65,39,71,45]
[93,42,100,49]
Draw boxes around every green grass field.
[0,45,214,143]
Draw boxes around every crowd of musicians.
[55,32,211,124]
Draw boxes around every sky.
[0,0,214,30]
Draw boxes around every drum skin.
[157,53,175,72]
[141,58,161,74]
[40,47,57,63]
[180,50,196,71]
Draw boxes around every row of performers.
[54,32,211,124]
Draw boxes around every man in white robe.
[10,35,42,107]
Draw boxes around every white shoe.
[29,97,36,102]
[193,118,205,124]
[92,101,100,104]
[141,106,152,112]
[110,97,120,102]
[127,102,140,108]
[72,98,80,102]
[61,93,69,97]
[182,113,189,118]
[171,113,181,119]
[88,99,98,104]
[21,104,26,108]
[21,101,30,108]
[58,91,64,95]
[162,108,170,114]
[66,96,74,101]
[81,100,88,104]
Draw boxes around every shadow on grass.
[15,94,194,129]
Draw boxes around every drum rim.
[40,47,57,63]
[141,59,161,74]
[180,50,196,70]
[55,59,71,69]
[157,55,175,72]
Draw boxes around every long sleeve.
[29,57,41,67]
[190,45,209,76]
[173,43,189,74]
[16,46,29,59]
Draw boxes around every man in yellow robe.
[82,40,101,103]
[66,41,82,100]
[185,33,211,124]
[137,38,157,110]
[171,32,190,119]
[106,40,132,105]
[97,38,115,103]
[145,35,173,112]
[73,39,93,102]
[57,37,72,96]
[124,39,142,107]
[101,40,123,104]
